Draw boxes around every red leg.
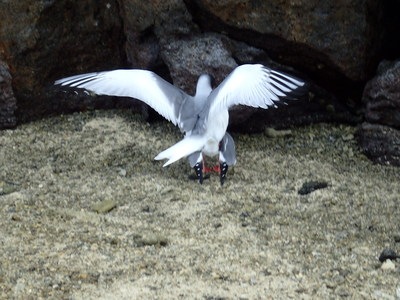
[201,158,224,174]
[212,165,221,173]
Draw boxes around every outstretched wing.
[55,69,190,126]
[205,64,306,121]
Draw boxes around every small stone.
[298,181,328,195]
[0,181,18,195]
[379,248,398,262]
[11,215,21,221]
[110,238,119,245]
[213,223,222,229]
[381,259,395,271]
[92,199,117,214]
[117,168,127,176]
[135,234,168,247]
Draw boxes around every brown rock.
[186,0,383,83]
[0,0,125,122]
[0,0,398,132]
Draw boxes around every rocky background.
[1,0,399,165]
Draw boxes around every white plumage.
[55,64,305,184]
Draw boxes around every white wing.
[55,69,189,126]
[206,64,305,119]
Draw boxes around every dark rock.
[11,215,22,222]
[358,123,400,166]
[0,0,125,122]
[358,59,400,166]
[362,60,400,129]
[156,32,357,131]
[161,33,237,94]
[119,0,196,69]
[186,0,383,83]
[378,248,399,262]
[298,181,328,195]
[0,60,17,129]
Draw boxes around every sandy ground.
[0,109,399,299]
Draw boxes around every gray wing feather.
[220,132,237,166]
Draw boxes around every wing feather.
[55,69,188,126]
[207,64,305,118]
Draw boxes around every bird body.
[55,64,305,184]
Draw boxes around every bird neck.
[195,75,212,97]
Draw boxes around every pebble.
[11,215,21,221]
[298,181,328,195]
[379,248,398,262]
[381,259,396,271]
[92,199,117,214]
[0,181,18,195]
[135,234,168,247]
[117,168,127,176]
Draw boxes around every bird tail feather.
[154,136,205,167]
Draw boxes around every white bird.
[55,64,305,184]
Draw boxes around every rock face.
[0,0,125,122]
[117,0,365,129]
[0,60,17,129]
[186,0,382,83]
[0,0,400,161]
[358,60,400,166]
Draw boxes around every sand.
[1,109,399,299]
